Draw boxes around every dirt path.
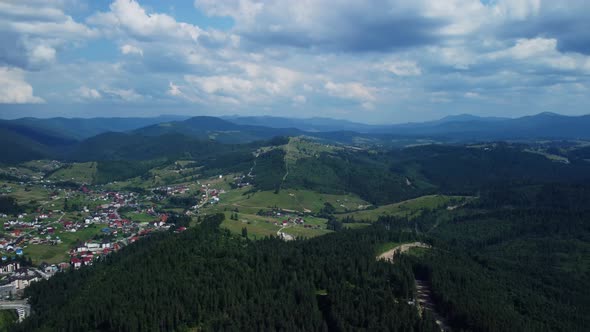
[415,279,449,331]
[377,242,431,263]
[277,226,294,241]
[377,242,449,331]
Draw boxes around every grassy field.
[48,162,97,184]
[0,182,52,206]
[0,310,17,331]
[219,211,279,238]
[213,188,369,215]
[120,211,158,223]
[23,223,108,265]
[282,225,332,239]
[218,210,332,239]
[339,195,471,222]
[284,137,340,169]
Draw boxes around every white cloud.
[183,61,304,105]
[0,67,44,104]
[493,38,556,59]
[88,0,203,41]
[120,44,143,56]
[103,88,143,101]
[488,38,590,72]
[0,2,96,70]
[491,0,541,20]
[28,44,57,67]
[167,82,182,96]
[186,75,253,96]
[324,81,376,102]
[384,60,422,76]
[77,86,102,99]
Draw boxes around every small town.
[0,164,233,323]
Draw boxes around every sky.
[0,0,589,124]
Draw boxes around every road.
[376,242,448,331]
[277,226,294,241]
[0,300,30,322]
[415,280,449,331]
[377,242,430,263]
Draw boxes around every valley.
[0,116,589,331]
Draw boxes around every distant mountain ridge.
[133,116,304,143]
[223,112,590,139]
[1,112,590,164]
[6,115,190,140]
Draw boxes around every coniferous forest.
[16,214,437,332]
[15,181,590,331]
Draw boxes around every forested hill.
[15,182,590,331]
[3,112,590,165]
[17,214,439,332]
[252,142,590,205]
[132,116,305,143]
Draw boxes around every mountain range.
[1,112,589,163]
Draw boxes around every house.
[9,269,41,290]
[0,261,20,273]
[82,256,93,266]
[44,264,58,274]
[71,257,82,269]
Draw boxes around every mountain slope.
[134,116,304,143]
[224,115,376,132]
[0,121,77,163]
[374,113,590,139]
[9,115,189,140]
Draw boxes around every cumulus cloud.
[488,38,590,72]
[183,61,304,105]
[88,0,203,42]
[3,0,590,121]
[77,86,102,99]
[0,1,96,70]
[324,81,376,103]
[120,44,143,56]
[196,0,452,52]
[0,67,44,104]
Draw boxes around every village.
[0,178,221,305]
[0,157,350,325]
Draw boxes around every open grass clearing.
[339,195,472,222]
[216,188,369,214]
[48,162,97,184]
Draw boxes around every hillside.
[8,115,189,140]
[134,116,304,143]
[251,139,590,205]
[0,121,76,163]
[375,112,590,140]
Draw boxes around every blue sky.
[1,0,589,123]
